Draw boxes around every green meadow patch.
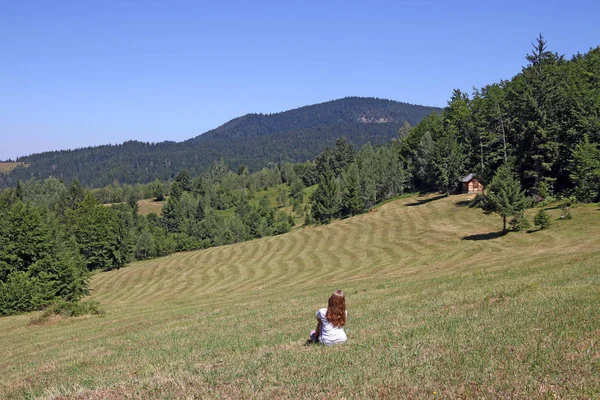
[1,194,599,398]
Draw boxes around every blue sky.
[1,0,599,160]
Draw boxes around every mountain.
[1,97,441,188]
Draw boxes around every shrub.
[509,213,531,231]
[0,271,47,316]
[534,209,552,229]
[537,195,557,208]
[29,300,105,325]
[559,196,575,220]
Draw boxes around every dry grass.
[0,162,27,174]
[1,193,599,399]
[137,198,164,216]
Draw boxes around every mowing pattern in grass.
[1,194,599,398]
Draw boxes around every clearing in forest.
[0,162,27,174]
[0,193,599,398]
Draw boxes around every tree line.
[0,161,312,315]
[0,97,440,188]
[395,35,600,202]
[308,36,600,230]
[2,36,599,316]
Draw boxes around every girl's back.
[313,290,347,345]
[316,307,347,345]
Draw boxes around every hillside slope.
[1,97,440,188]
[1,194,598,398]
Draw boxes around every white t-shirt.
[316,307,347,345]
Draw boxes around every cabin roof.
[461,173,479,183]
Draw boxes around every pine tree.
[170,181,183,200]
[152,178,165,202]
[357,144,377,209]
[276,186,288,207]
[125,188,138,213]
[63,179,86,212]
[67,194,120,270]
[331,137,355,176]
[311,166,341,224]
[534,208,552,229]
[135,229,155,259]
[174,170,192,192]
[433,133,466,196]
[340,162,364,216]
[483,164,529,233]
[162,197,181,233]
[570,135,600,202]
[0,201,89,314]
[414,131,436,189]
[514,34,561,190]
[398,121,412,140]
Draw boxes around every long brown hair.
[325,290,346,327]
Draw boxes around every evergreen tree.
[513,34,561,191]
[237,164,249,176]
[174,170,192,192]
[15,180,23,200]
[170,181,183,200]
[228,215,250,243]
[67,194,121,270]
[126,190,139,215]
[340,162,364,216]
[483,164,529,233]
[135,229,155,259]
[432,133,466,195]
[570,136,600,202]
[162,197,181,233]
[276,186,288,207]
[0,201,89,315]
[195,196,207,221]
[152,178,165,202]
[210,159,229,184]
[376,146,410,202]
[315,147,335,178]
[1,202,53,274]
[357,143,377,209]
[60,179,86,215]
[534,208,552,229]
[311,166,340,224]
[331,137,355,176]
[398,120,412,140]
[414,131,436,189]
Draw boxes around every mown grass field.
[1,194,599,399]
[137,198,165,216]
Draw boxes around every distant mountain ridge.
[1,97,441,188]
[191,97,435,141]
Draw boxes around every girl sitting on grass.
[310,290,347,345]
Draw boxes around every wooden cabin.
[461,173,484,194]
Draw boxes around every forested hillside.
[0,97,439,188]
[2,36,600,317]
[398,36,600,198]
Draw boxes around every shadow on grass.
[526,228,543,234]
[303,339,325,347]
[462,231,506,241]
[406,194,446,207]
[455,199,472,207]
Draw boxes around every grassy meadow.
[0,162,27,174]
[1,193,599,399]
[137,198,165,216]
